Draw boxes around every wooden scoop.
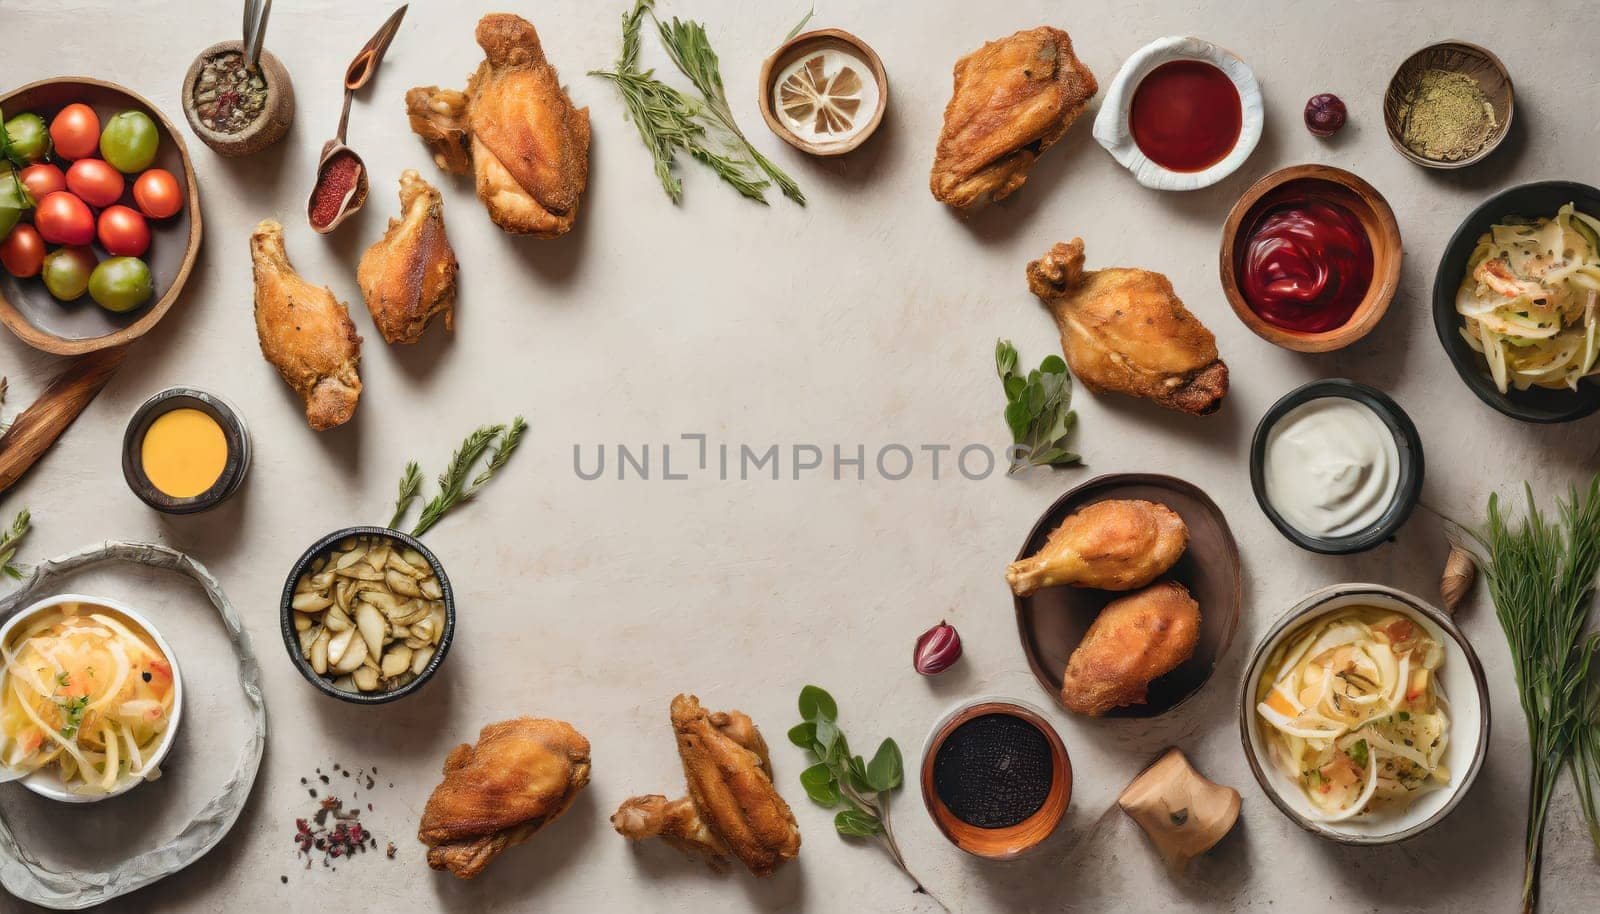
[1118,747,1240,871]
[307,4,406,234]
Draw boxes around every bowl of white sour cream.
[1249,380,1424,554]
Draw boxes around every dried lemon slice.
[779,55,864,135]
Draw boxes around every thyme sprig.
[388,419,527,538]
[0,508,31,580]
[1468,475,1600,912]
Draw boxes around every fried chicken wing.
[418,718,591,879]
[1061,581,1202,717]
[249,219,361,431]
[612,795,733,871]
[357,170,458,345]
[931,27,1097,209]
[408,14,589,237]
[1028,239,1228,415]
[612,695,799,878]
[405,87,472,175]
[1007,499,1189,596]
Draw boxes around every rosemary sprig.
[388,420,527,538]
[0,508,31,580]
[654,14,804,205]
[590,0,771,204]
[1468,475,1600,912]
[389,462,423,530]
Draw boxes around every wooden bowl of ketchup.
[1220,165,1402,353]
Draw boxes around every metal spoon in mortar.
[306,4,408,234]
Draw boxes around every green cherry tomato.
[3,113,51,165]
[0,170,28,242]
[88,255,153,312]
[41,246,97,301]
[99,111,159,173]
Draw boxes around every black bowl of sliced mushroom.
[280,526,454,704]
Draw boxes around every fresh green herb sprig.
[654,13,804,205]
[1468,475,1600,911]
[389,462,423,530]
[996,340,1081,474]
[0,508,31,580]
[388,418,527,538]
[789,685,944,909]
[783,5,815,42]
[590,0,803,206]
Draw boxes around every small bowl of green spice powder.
[1383,41,1513,169]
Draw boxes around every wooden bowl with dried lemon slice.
[759,28,887,156]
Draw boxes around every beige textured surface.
[3,0,1600,911]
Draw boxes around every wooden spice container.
[182,40,295,157]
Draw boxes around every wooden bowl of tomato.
[0,77,201,356]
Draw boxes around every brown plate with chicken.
[1011,473,1240,718]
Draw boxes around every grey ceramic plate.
[1012,473,1241,718]
[0,543,264,910]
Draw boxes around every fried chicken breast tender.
[1061,581,1202,717]
[1007,499,1190,596]
[407,14,589,238]
[357,170,458,345]
[418,718,591,879]
[249,219,361,431]
[612,696,799,877]
[931,26,1098,209]
[1028,238,1229,415]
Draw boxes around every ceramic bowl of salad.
[1432,180,1600,423]
[0,593,183,803]
[1238,584,1489,845]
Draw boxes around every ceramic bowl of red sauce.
[1221,164,1403,352]
[1092,36,1264,191]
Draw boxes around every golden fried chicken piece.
[418,718,591,879]
[672,695,798,877]
[612,696,798,878]
[1028,239,1228,415]
[357,170,458,345]
[405,87,472,175]
[1061,582,1202,717]
[407,14,589,237]
[249,219,361,431]
[467,14,589,236]
[931,27,1097,209]
[1007,499,1189,596]
[612,795,732,871]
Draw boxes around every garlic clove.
[355,602,386,661]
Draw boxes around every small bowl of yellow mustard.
[121,387,250,514]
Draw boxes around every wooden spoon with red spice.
[307,5,407,234]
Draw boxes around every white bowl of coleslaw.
[0,593,184,803]
[1238,584,1488,844]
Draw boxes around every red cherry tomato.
[96,205,150,257]
[132,168,183,219]
[0,224,46,277]
[18,164,66,202]
[49,104,101,160]
[65,158,125,209]
[33,191,95,246]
